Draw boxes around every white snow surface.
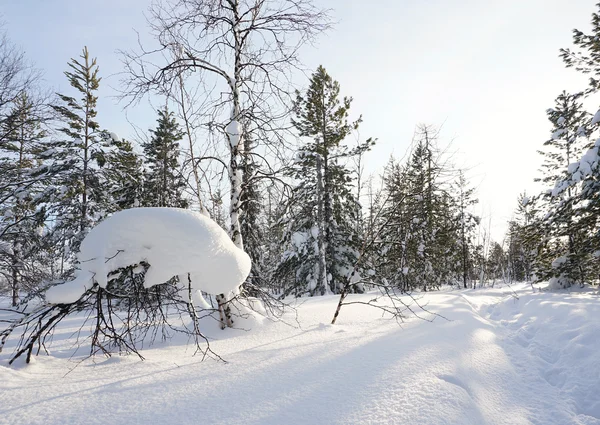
[2,283,600,425]
[45,208,251,303]
[592,108,600,125]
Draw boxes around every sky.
[1,0,597,241]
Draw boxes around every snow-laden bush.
[1,208,252,364]
[46,208,251,303]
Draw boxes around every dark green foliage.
[103,135,143,212]
[49,47,111,259]
[141,108,188,208]
[275,66,373,296]
[533,92,594,288]
[0,92,52,304]
[376,126,478,292]
[506,193,538,282]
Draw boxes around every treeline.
[0,35,495,307]
[0,45,192,306]
[5,0,600,312]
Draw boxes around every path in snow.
[0,283,598,425]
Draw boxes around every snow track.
[1,284,598,425]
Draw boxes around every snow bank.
[4,284,600,424]
[46,208,251,304]
[482,285,600,423]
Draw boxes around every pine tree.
[275,66,373,296]
[49,46,111,262]
[401,126,453,291]
[560,5,600,94]
[0,92,52,305]
[454,171,479,288]
[535,92,592,288]
[141,107,188,208]
[239,134,265,294]
[103,134,143,212]
[378,126,469,291]
[506,193,538,282]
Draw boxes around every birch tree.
[122,0,330,326]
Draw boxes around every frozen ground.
[1,283,599,425]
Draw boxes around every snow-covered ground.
[1,283,599,425]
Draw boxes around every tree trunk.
[220,0,244,328]
[11,251,19,307]
[315,154,328,296]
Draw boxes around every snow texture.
[2,283,599,425]
[592,108,600,125]
[551,128,566,140]
[553,138,600,196]
[45,208,251,304]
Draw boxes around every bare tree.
[0,29,41,139]
[121,0,330,327]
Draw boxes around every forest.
[1,1,600,424]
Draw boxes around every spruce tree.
[103,134,143,212]
[141,108,188,208]
[239,134,265,294]
[506,193,538,282]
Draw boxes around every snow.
[553,140,600,196]
[107,132,121,142]
[2,284,599,424]
[591,108,600,125]
[551,128,566,140]
[551,255,568,268]
[45,208,251,304]
[226,119,241,148]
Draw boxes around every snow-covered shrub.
[1,208,252,364]
[46,208,250,303]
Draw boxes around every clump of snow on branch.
[553,138,600,196]
[46,208,251,304]
[226,119,241,149]
[591,108,600,125]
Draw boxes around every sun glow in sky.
[2,0,597,240]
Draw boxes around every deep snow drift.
[45,208,251,304]
[1,283,599,425]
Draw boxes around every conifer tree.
[239,134,265,293]
[454,171,479,288]
[400,126,453,290]
[103,135,143,212]
[535,92,592,288]
[506,193,538,283]
[141,108,188,208]
[378,126,470,291]
[49,47,110,261]
[0,92,49,305]
[275,66,373,296]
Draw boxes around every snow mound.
[46,208,251,304]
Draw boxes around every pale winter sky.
[1,0,596,241]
